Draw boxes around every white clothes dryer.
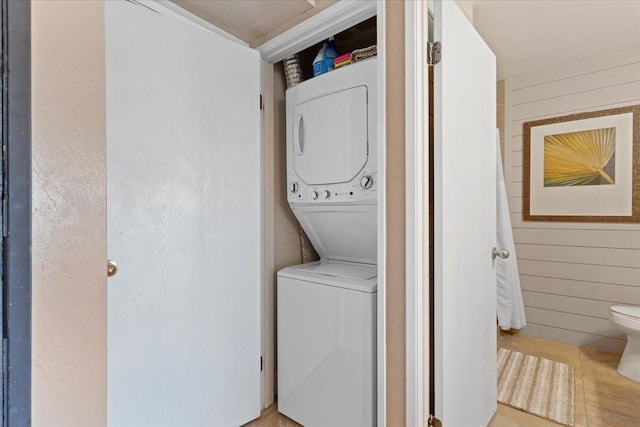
[285,56,378,265]
[286,57,377,208]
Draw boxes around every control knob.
[289,182,298,193]
[322,190,331,199]
[311,190,319,200]
[360,175,373,189]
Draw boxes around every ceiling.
[171,0,337,47]
[169,0,640,79]
[471,0,640,79]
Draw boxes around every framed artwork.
[523,105,640,222]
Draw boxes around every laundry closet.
[275,22,378,426]
[105,1,498,426]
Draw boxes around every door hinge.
[427,41,441,66]
[259,94,263,110]
[428,414,442,427]
[260,356,263,372]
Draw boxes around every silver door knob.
[107,259,119,277]
[492,247,509,260]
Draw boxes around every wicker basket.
[283,54,303,88]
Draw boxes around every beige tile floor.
[490,333,640,427]
[246,333,640,427]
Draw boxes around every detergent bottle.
[324,37,337,72]
[313,42,328,76]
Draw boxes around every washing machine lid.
[278,261,377,293]
[292,85,368,185]
[291,203,376,265]
[293,261,376,280]
[611,305,640,319]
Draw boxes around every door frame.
[3,0,32,425]
[406,2,499,425]
[404,1,430,426]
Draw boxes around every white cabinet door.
[433,1,498,425]
[106,2,261,426]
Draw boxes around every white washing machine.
[278,58,378,426]
[277,261,376,427]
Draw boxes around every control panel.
[288,170,378,204]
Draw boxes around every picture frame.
[523,105,640,222]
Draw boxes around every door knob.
[492,247,509,260]
[107,259,119,277]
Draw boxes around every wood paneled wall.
[504,45,640,353]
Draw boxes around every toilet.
[610,306,640,382]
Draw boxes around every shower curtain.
[496,130,527,330]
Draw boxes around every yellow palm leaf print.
[544,127,616,187]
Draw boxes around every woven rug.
[497,348,575,427]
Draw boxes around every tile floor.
[246,333,640,426]
[490,333,640,427]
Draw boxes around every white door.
[106,2,261,426]
[433,1,498,425]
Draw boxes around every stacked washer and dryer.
[277,58,377,426]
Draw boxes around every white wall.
[32,1,107,425]
[504,45,640,353]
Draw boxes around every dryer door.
[292,86,368,185]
